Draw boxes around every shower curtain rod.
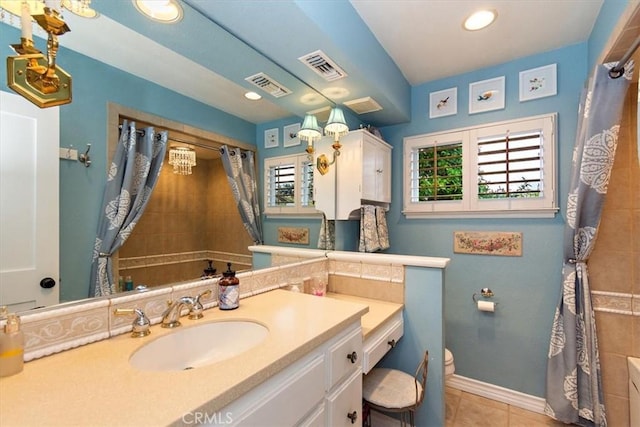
[118,124,251,153]
[609,34,640,78]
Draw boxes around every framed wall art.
[519,63,557,102]
[264,128,279,148]
[429,87,457,118]
[277,227,310,245]
[454,231,522,256]
[283,123,301,147]
[469,76,505,114]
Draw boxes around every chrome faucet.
[161,290,212,328]
[161,297,196,328]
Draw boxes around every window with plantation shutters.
[476,131,543,199]
[404,113,558,218]
[264,154,317,216]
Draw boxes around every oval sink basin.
[129,321,269,372]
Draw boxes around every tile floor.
[445,387,570,427]
[368,387,572,426]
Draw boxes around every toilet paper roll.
[477,300,495,312]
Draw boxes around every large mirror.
[0,0,336,309]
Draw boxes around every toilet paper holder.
[472,287,497,304]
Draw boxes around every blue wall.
[381,43,587,398]
[1,23,256,301]
[259,42,588,399]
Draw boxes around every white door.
[0,91,59,312]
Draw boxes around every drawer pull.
[387,339,396,348]
[347,351,358,363]
[347,410,358,424]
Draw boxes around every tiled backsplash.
[8,253,412,363]
[12,258,330,362]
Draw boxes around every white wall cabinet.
[314,129,392,220]
[219,321,362,426]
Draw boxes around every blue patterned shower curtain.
[544,62,633,426]
[220,145,263,245]
[89,121,167,297]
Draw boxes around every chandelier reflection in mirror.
[168,147,197,175]
[2,0,97,108]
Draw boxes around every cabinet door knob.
[347,351,358,363]
[387,339,396,348]
[40,277,56,289]
[347,410,358,424]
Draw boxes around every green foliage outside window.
[417,144,463,201]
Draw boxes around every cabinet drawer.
[233,354,325,426]
[326,368,363,427]
[327,325,363,390]
[363,311,403,374]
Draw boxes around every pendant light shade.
[298,114,322,142]
[324,107,349,140]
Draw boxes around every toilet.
[445,348,455,380]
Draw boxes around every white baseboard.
[447,374,546,414]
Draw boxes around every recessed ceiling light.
[244,91,262,101]
[133,0,183,24]
[463,10,497,31]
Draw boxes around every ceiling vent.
[298,50,347,82]
[344,97,383,114]
[244,73,291,98]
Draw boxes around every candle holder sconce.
[7,6,72,108]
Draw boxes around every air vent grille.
[299,50,347,82]
[344,97,383,114]
[245,73,291,98]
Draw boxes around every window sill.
[402,208,559,219]
[264,212,323,219]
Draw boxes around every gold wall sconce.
[5,1,76,108]
[298,107,349,176]
[316,107,349,175]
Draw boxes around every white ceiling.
[351,0,604,85]
[1,0,609,125]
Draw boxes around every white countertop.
[0,290,370,427]
[0,290,405,426]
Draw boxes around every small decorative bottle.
[218,263,239,310]
[0,307,24,377]
[125,276,134,291]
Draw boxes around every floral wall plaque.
[277,227,310,245]
[454,231,522,256]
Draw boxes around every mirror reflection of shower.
[116,120,254,291]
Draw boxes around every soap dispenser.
[0,306,24,377]
[202,259,217,279]
[218,263,239,310]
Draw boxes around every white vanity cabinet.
[314,129,392,220]
[219,321,363,427]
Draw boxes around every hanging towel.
[376,206,390,251]
[317,213,335,250]
[359,205,390,252]
[359,205,381,252]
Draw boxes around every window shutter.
[477,131,543,199]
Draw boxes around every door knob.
[40,277,56,289]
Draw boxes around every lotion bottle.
[0,306,24,377]
[218,263,239,310]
